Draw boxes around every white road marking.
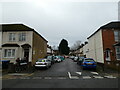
[68,72,79,79]
[19,77,30,79]
[104,76,116,78]
[93,76,104,79]
[70,76,79,79]
[32,77,42,79]
[57,77,67,79]
[83,76,91,79]
[76,72,82,75]
[68,72,72,78]
[44,77,52,79]
[91,72,99,75]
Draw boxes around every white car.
[73,56,79,62]
[54,56,62,62]
[35,58,51,68]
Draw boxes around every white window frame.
[19,33,26,41]
[9,33,16,41]
[115,46,120,60]
[4,49,15,58]
[114,30,120,42]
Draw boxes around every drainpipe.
[94,35,97,62]
[0,28,2,63]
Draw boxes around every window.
[4,49,15,58]
[115,46,120,60]
[19,33,26,41]
[114,30,120,42]
[9,33,15,41]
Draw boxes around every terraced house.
[1,24,48,65]
[85,21,120,70]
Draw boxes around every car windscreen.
[79,58,83,61]
[37,59,46,62]
[84,59,94,62]
[47,56,51,59]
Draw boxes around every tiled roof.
[100,21,120,29]
[0,24,34,31]
[0,24,48,42]
[87,21,120,39]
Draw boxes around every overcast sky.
[0,0,119,48]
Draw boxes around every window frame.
[115,46,120,60]
[19,33,26,41]
[114,30,120,42]
[4,49,15,58]
[9,33,16,41]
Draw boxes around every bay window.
[115,46,120,60]
[4,49,15,58]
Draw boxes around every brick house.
[86,21,120,70]
[1,24,48,66]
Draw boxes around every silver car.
[35,58,51,68]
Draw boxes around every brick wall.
[102,29,120,71]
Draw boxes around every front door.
[24,49,29,62]
[105,50,111,61]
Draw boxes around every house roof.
[0,24,48,42]
[0,24,34,31]
[87,21,120,39]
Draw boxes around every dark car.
[81,58,97,70]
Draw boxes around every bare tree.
[70,40,81,50]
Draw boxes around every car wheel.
[93,68,96,71]
[49,65,51,68]
[46,66,49,69]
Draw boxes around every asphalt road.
[2,58,120,89]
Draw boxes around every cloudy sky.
[0,0,119,48]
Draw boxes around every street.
[2,58,119,89]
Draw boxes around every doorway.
[105,49,111,61]
[24,49,29,62]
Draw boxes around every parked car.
[54,56,62,62]
[59,56,65,61]
[81,58,97,70]
[77,57,84,65]
[65,56,69,58]
[47,56,55,64]
[70,56,75,60]
[34,58,51,69]
[73,56,79,62]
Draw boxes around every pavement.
[96,65,120,77]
